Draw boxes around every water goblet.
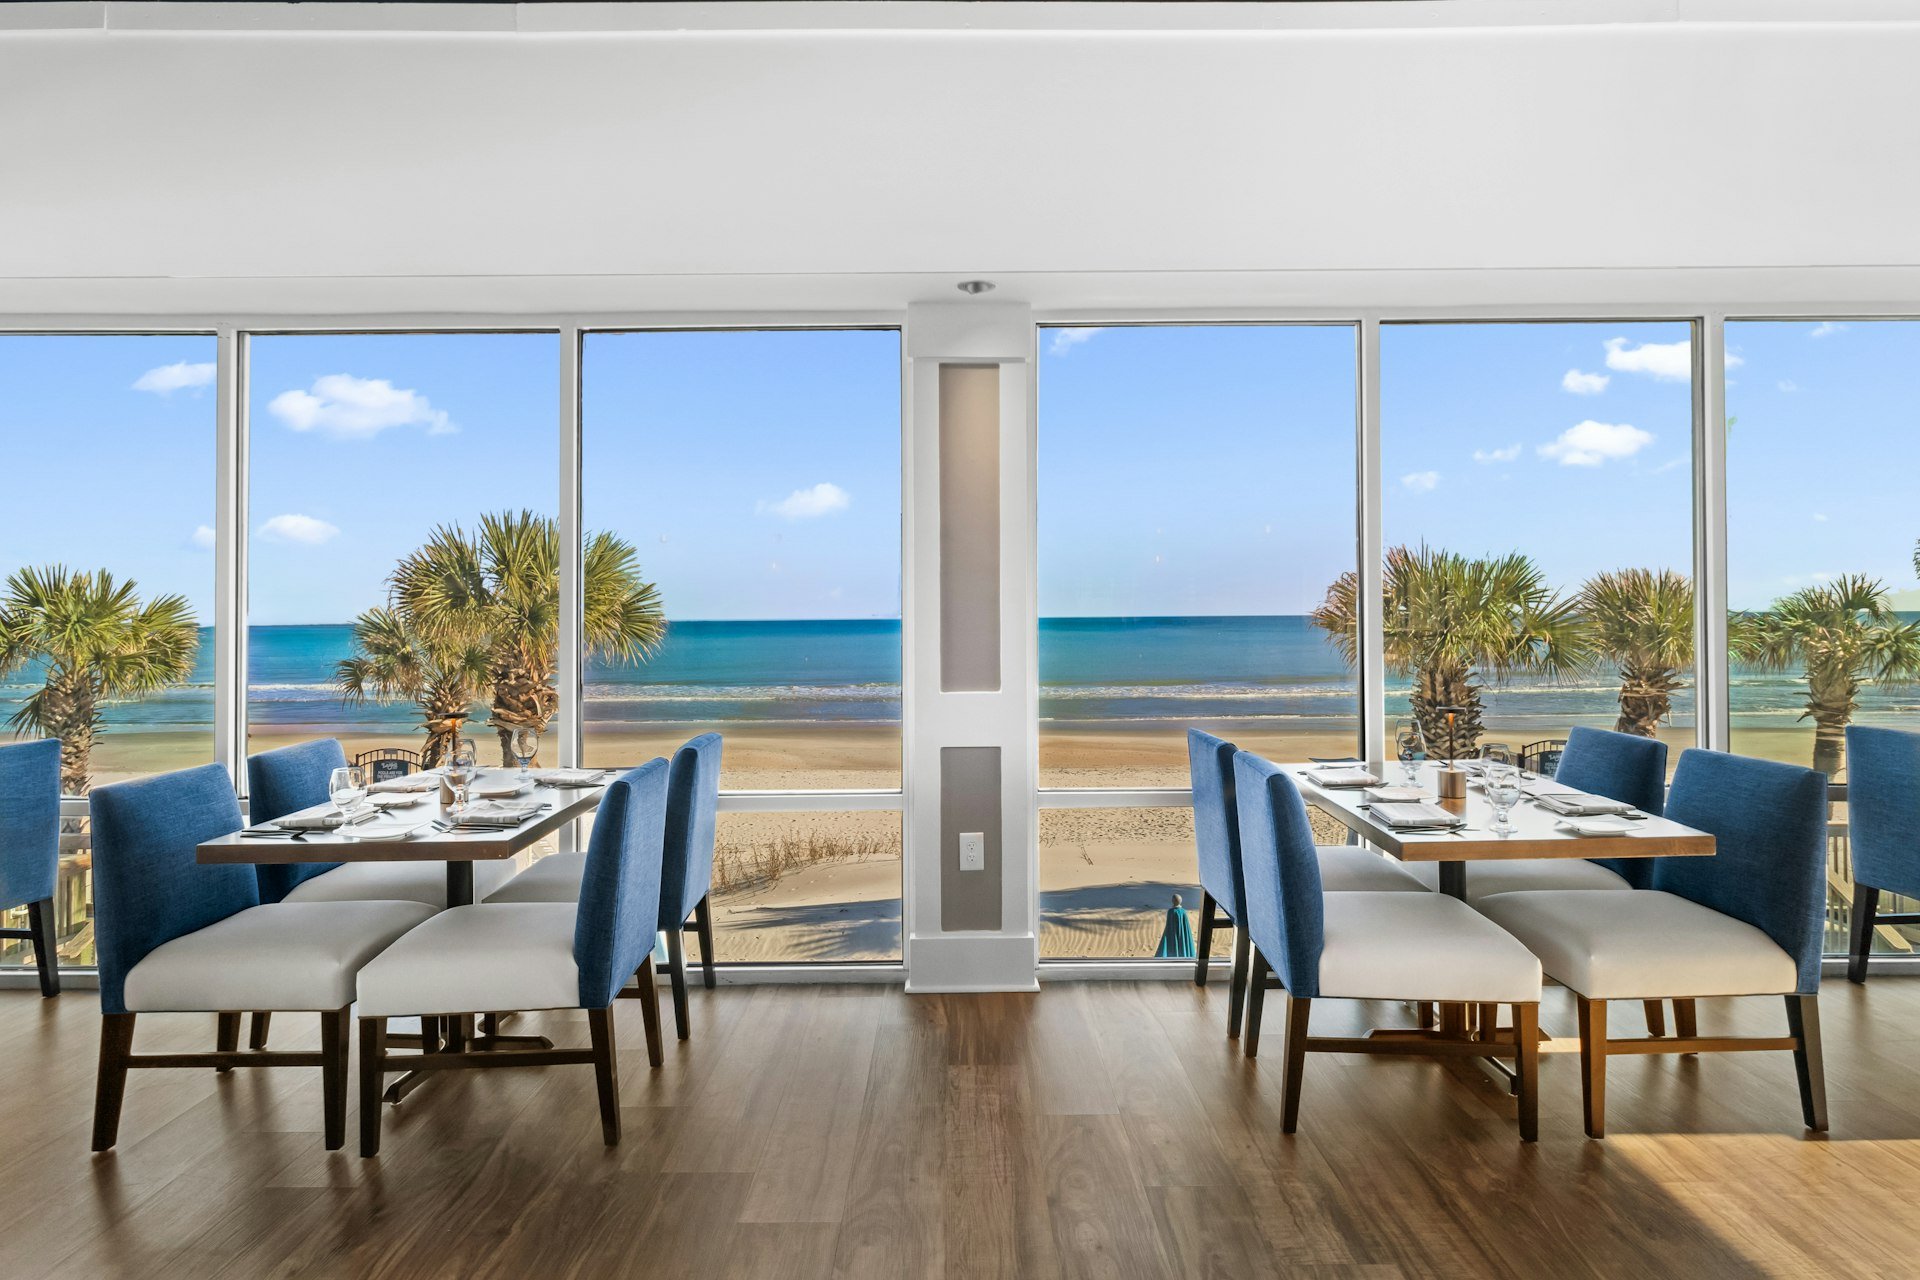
[445,740,478,815]
[1485,760,1521,836]
[511,727,540,780]
[1394,718,1427,783]
[328,765,367,825]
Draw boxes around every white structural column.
[902,300,1040,992]
[1357,319,1386,762]
[213,327,248,787]
[557,327,585,772]
[1695,314,1730,752]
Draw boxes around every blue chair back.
[91,764,251,1015]
[0,739,60,911]
[1657,749,1828,995]
[575,758,671,1009]
[246,739,347,901]
[1555,726,1669,886]
[1187,729,1245,923]
[657,733,723,931]
[1230,751,1326,997]
[1844,725,1920,900]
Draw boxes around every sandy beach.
[67,717,1835,965]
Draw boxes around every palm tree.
[1736,574,1920,777]
[1577,568,1694,737]
[1311,545,1590,757]
[0,566,199,794]
[387,511,666,764]
[335,607,490,766]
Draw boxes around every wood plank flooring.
[6,977,1920,1278]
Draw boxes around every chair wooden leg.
[1477,1003,1500,1041]
[93,1013,137,1152]
[587,1005,622,1146]
[359,1018,387,1157]
[320,1007,349,1151]
[249,1011,271,1051]
[1673,998,1698,1055]
[1514,1003,1540,1143]
[215,1012,241,1073]
[693,894,717,989]
[1280,996,1312,1135]
[666,927,691,1041]
[26,898,59,997]
[1194,891,1216,986]
[1643,1000,1667,1038]
[1416,1001,1436,1030]
[1243,947,1267,1059]
[1226,923,1251,1039]
[1849,885,1880,984]
[636,954,665,1068]
[1577,997,1608,1139]
[1786,993,1828,1132]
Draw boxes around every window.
[1035,323,1358,958]
[1379,321,1697,767]
[245,332,561,773]
[1727,318,1920,957]
[581,328,903,963]
[0,334,217,966]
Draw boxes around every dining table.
[195,767,608,1099]
[1286,759,1717,1074]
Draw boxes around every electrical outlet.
[959,831,986,872]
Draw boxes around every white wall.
[2,2,1918,315]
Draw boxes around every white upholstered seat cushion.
[283,858,518,907]
[1316,892,1542,1004]
[1475,890,1798,1000]
[355,903,582,1017]
[1315,845,1431,893]
[484,851,586,904]
[123,901,435,1013]
[1404,857,1633,902]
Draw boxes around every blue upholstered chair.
[1232,751,1543,1141]
[0,739,62,997]
[1188,731,1429,1038]
[1479,748,1830,1138]
[1842,725,1920,983]
[248,739,516,907]
[354,757,672,1157]
[489,733,724,1040]
[89,764,432,1152]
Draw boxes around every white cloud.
[1561,369,1609,395]
[258,513,340,545]
[267,374,452,439]
[1400,470,1441,493]
[133,361,217,395]
[1538,420,1654,467]
[1812,512,1829,522]
[1472,443,1521,464]
[1652,455,1688,475]
[1810,321,1848,339]
[1778,380,1799,393]
[190,524,216,550]
[1603,338,1691,381]
[1048,327,1104,357]
[759,482,850,519]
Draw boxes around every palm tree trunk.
[1411,661,1483,761]
[1614,662,1680,738]
[39,674,98,795]
[1804,661,1859,778]
[489,660,558,767]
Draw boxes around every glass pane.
[580,329,903,792]
[1380,321,1696,766]
[1727,318,1920,957]
[245,333,560,772]
[0,334,217,967]
[1037,325,1360,790]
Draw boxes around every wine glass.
[1393,718,1426,782]
[511,727,540,780]
[445,740,478,815]
[1484,753,1521,836]
[328,765,367,824]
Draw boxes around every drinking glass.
[328,765,367,823]
[445,740,478,815]
[1394,718,1426,782]
[511,727,540,780]
[1484,757,1521,836]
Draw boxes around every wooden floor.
[7,977,1920,1279]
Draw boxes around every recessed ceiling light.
[956,280,995,295]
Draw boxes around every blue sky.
[2,321,1914,626]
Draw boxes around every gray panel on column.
[938,364,1001,693]
[941,746,1002,932]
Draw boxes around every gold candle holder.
[1435,767,1467,800]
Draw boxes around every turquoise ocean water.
[4,615,1913,736]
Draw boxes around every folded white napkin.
[533,768,606,788]
[471,777,534,800]
[1370,801,1466,830]
[272,809,352,832]
[1532,791,1633,817]
[369,773,441,794]
[1555,815,1634,836]
[1363,785,1426,804]
[451,800,543,829]
[1304,767,1381,789]
[369,793,428,810]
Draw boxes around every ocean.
[3,615,1912,737]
